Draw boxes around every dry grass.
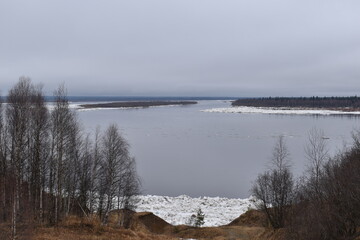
[33,215,178,240]
[28,212,270,240]
[251,228,287,240]
[166,225,266,240]
[228,209,267,227]
[34,227,176,240]
[3,209,279,240]
[0,222,35,240]
[0,223,12,240]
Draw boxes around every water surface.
[75,100,360,198]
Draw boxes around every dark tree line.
[0,77,140,239]
[252,128,360,240]
[233,96,360,109]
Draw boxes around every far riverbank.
[79,101,197,109]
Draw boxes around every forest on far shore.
[232,96,360,109]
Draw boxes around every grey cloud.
[1,0,360,96]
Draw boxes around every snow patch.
[201,106,360,115]
[134,195,257,227]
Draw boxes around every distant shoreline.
[79,101,198,109]
[232,97,360,111]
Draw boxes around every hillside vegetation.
[251,129,360,240]
[0,77,140,239]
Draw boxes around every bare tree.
[304,127,328,195]
[98,124,139,225]
[77,134,93,217]
[289,128,330,238]
[99,124,128,224]
[28,84,50,222]
[64,116,82,217]
[116,157,140,228]
[270,135,291,173]
[0,93,6,221]
[89,126,101,214]
[49,84,77,224]
[252,136,294,229]
[6,77,34,239]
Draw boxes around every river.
[72,100,360,198]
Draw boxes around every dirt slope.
[228,209,267,227]
[29,209,282,240]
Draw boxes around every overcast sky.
[1,0,360,97]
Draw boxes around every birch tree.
[0,93,6,221]
[28,84,49,222]
[89,127,101,214]
[49,84,76,224]
[98,124,140,225]
[6,77,33,239]
[77,134,93,216]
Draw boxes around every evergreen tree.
[195,208,205,227]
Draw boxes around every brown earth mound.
[131,210,270,239]
[133,212,172,234]
[107,210,172,234]
[228,209,267,227]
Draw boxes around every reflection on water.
[74,100,360,198]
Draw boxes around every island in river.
[79,101,197,109]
